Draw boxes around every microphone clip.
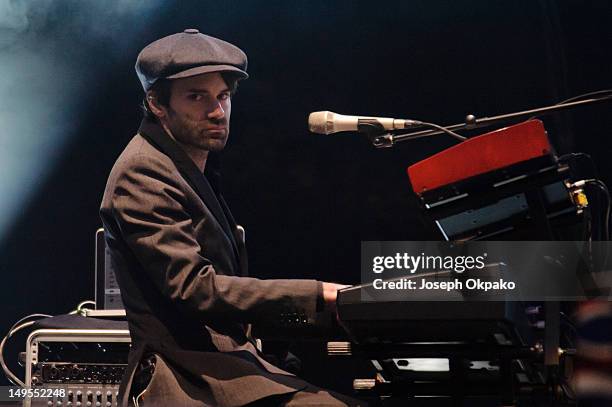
[357,120,390,145]
[372,134,395,148]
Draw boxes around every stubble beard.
[166,109,228,152]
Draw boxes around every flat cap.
[136,28,248,91]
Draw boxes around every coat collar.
[137,118,240,263]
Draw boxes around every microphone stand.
[369,93,612,148]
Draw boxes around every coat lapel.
[217,193,249,276]
[137,119,241,267]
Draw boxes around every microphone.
[308,111,419,135]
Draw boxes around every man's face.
[162,72,232,152]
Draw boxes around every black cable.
[373,120,467,147]
[577,179,610,241]
[412,121,466,141]
[527,89,612,121]
[392,121,467,143]
[555,89,612,105]
[0,314,51,387]
[0,301,96,387]
[578,179,611,277]
[4,314,52,344]
[585,179,611,241]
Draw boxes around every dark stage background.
[1,0,612,390]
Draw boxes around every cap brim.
[166,64,248,80]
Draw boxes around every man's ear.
[146,91,167,119]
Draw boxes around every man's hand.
[322,282,350,312]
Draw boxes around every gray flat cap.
[135,28,248,91]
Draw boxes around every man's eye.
[189,94,203,101]
[219,93,230,101]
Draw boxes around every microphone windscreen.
[308,111,333,134]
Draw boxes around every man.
[100,29,365,406]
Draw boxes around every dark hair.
[142,72,241,121]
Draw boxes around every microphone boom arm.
[372,93,612,148]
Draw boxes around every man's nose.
[207,101,225,120]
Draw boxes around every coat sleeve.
[109,154,322,325]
